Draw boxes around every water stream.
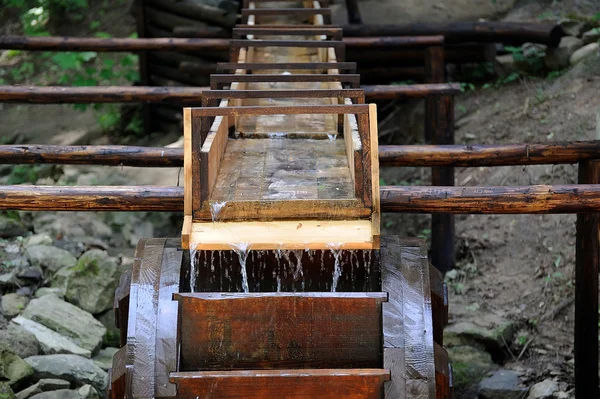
[327,242,343,292]
[230,242,251,293]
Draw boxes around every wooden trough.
[108,1,451,398]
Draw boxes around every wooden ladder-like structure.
[108,1,450,398]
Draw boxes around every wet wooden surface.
[175,292,386,370]
[170,369,390,399]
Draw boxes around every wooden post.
[134,0,152,136]
[425,46,455,273]
[345,0,362,24]
[575,159,600,399]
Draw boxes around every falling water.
[230,242,251,293]
[189,239,200,293]
[210,201,227,223]
[292,250,305,291]
[327,242,343,292]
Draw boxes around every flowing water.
[230,242,251,293]
[210,201,227,223]
[327,242,344,292]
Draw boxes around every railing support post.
[575,159,600,398]
[133,0,151,136]
[425,46,455,273]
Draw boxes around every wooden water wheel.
[109,1,451,397]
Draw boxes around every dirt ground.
[1,0,599,397]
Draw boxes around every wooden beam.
[0,36,230,52]
[381,185,600,214]
[575,160,600,398]
[379,142,600,167]
[3,185,600,213]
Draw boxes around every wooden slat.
[109,346,127,399]
[435,343,451,399]
[210,74,361,90]
[429,265,448,345]
[198,114,229,211]
[175,292,386,370]
[154,239,182,398]
[382,236,437,398]
[170,369,390,399]
[217,62,356,72]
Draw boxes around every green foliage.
[6,165,41,184]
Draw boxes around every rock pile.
[0,214,128,398]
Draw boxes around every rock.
[11,317,91,358]
[58,249,121,315]
[1,294,30,319]
[23,235,52,248]
[95,310,119,348]
[16,268,42,282]
[553,392,570,399]
[495,54,516,77]
[0,343,34,388]
[15,379,70,399]
[0,324,40,358]
[20,295,105,354]
[33,213,112,241]
[24,355,107,393]
[0,216,26,238]
[0,383,14,399]
[478,369,527,399]
[558,19,592,37]
[444,316,514,352]
[33,288,63,299]
[448,345,495,395]
[570,42,599,65]
[29,390,80,399]
[528,379,559,399]
[92,347,117,371]
[24,246,76,273]
[582,28,600,44]
[0,270,26,289]
[544,36,584,70]
[77,385,99,399]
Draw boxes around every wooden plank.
[435,343,451,399]
[202,88,365,100]
[170,369,390,399]
[189,219,375,250]
[369,104,380,248]
[109,346,127,399]
[197,115,229,213]
[210,75,361,90]
[175,292,386,370]
[429,265,448,345]
[154,239,182,398]
[216,62,356,72]
[127,238,166,398]
[183,108,192,216]
[381,236,437,398]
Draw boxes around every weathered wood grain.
[170,369,390,399]
[175,292,386,370]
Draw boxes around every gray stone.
[20,295,105,354]
[478,369,527,399]
[23,235,52,248]
[25,246,76,273]
[448,345,495,394]
[0,216,26,238]
[1,294,30,319]
[444,315,514,352]
[29,390,80,399]
[95,310,119,348]
[0,343,33,388]
[544,36,584,70]
[33,214,112,240]
[0,270,26,290]
[24,355,107,393]
[0,382,14,399]
[16,268,42,282]
[33,288,64,300]
[570,42,599,66]
[92,347,117,371]
[582,28,600,44]
[77,385,99,399]
[11,317,91,358]
[15,379,70,399]
[528,379,559,399]
[58,250,121,315]
[495,54,516,77]
[0,324,40,359]
[558,20,592,37]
